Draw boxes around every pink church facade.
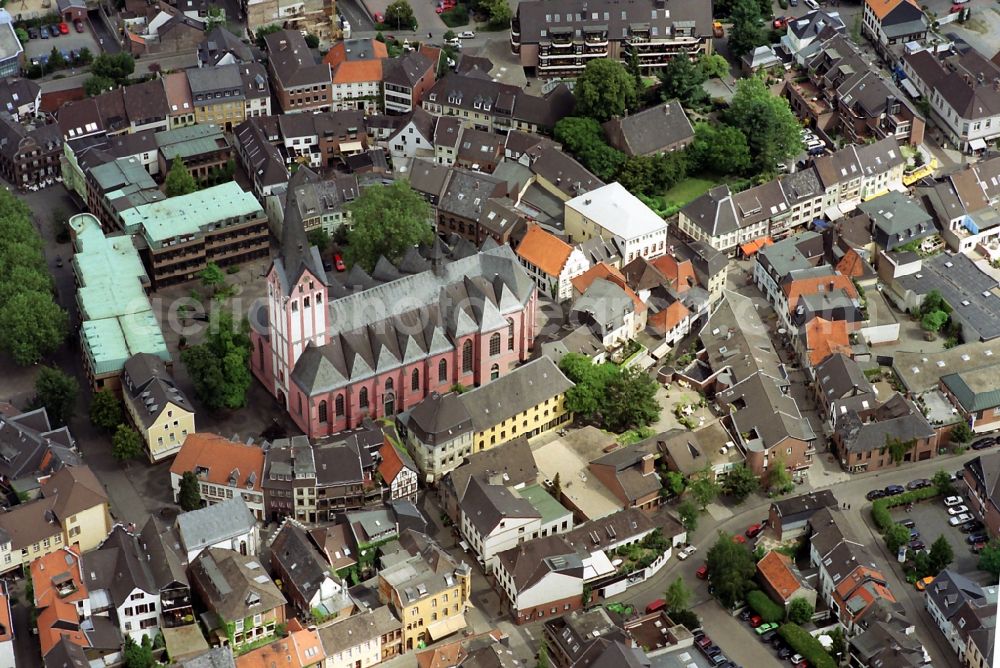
[251,246,538,440]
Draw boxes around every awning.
[739,236,773,257]
[970,138,988,151]
[426,613,467,641]
[341,141,364,154]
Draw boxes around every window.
[359,387,369,408]
[489,333,501,356]
[318,400,328,423]
[462,340,473,373]
[507,317,515,351]
[491,363,500,380]
[297,394,303,415]
[335,394,344,416]
[385,377,393,392]
[411,369,419,391]
[439,358,448,382]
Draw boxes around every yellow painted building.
[122,354,196,462]
[377,531,472,651]
[0,466,112,574]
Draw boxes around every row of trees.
[670,464,763,532]
[84,52,136,97]
[557,353,660,433]
[0,189,68,366]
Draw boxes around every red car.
[696,564,709,580]
[745,523,763,538]
[73,18,84,32]
[645,599,666,614]
[58,22,69,35]
[374,11,384,22]
[749,614,763,628]
[772,16,787,29]
[333,253,346,271]
[733,534,747,544]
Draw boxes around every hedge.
[871,487,940,533]
[746,590,784,623]
[778,624,836,668]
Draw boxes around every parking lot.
[22,18,102,63]
[889,493,981,576]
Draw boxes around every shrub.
[746,590,784,623]
[778,624,836,668]
[870,487,940,533]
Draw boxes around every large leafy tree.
[928,535,954,574]
[112,424,144,462]
[199,263,225,292]
[178,471,203,511]
[346,182,433,271]
[722,464,759,502]
[0,289,67,365]
[384,0,416,28]
[557,354,658,432]
[483,0,512,28]
[572,59,637,122]
[553,116,626,182]
[706,532,756,608]
[181,312,252,410]
[29,367,78,427]
[92,52,135,84]
[688,475,721,510]
[658,56,707,107]
[664,577,691,613]
[688,122,752,176]
[979,540,1000,577]
[89,390,123,432]
[885,523,911,554]
[677,499,700,531]
[728,0,766,58]
[725,75,803,174]
[165,158,199,197]
[84,75,116,97]
[787,597,814,624]
[933,470,955,495]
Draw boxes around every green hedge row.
[871,487,940,533]
[778,624,836,668]
[746,589,784,623]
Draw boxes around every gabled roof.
[269,520,339,605]
[189,548,285,622]
[235,627,325,668]
[40,465,108,523]
[170,433,264,493]
[264,30,331,89]
[378,441,417,486]
[602,100,694,156]
[176,496,256,554]
[516,224,574,278]
[803,317,852,367]
[461,476,539,537]
[757,551,812,602]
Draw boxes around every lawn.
[662,176,720,208]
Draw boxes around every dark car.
[897,518,916,528]
[968,533,989,545]
[740,609,752,622]
[27,26,38,39]
[910,529,920,539]
[761,630,778,643]
[704,645,723,657]
[49,25,61,37]
[778,647,793,660]
[909,539,926,550]
[39,26,49,38]
[693,629,706,640]
[961,520,985,533]
[972,437,997,450]
[866,489,886,501]
[885,484,906,496]
[907,479,931,490]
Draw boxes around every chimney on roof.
[640,453,654,475]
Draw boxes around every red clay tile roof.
[832,566,895,621]
[32,547,89,657]
[332,60,383,84]
[378,441,407,485]
[756,551,804,602]
[805,318,851,367]
[236,628,325,668]
[515,224,573,277]
[783,275,858,316]
[573,262,646,314]
[323,40,388,68]
[835,249,866,278]
[866,0,919,21]
[170,433,265,493]
[648,301,690,335]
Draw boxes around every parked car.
[897,518,916,528]
[790,654,804,665]
[55,255,63,268]
[967,532,989,544]
[804,0,819,8]
[40,26,49,38]
[58,22,69,34]
[777,647,793,660]
[915,576,934,591]
[704,645,723,657]
[27,26,38,39]
[696,564,709,580]
[884,484,905,496]
[374,11,383,22]
[947,505,970,516]
[972,437,997,450]
[971,542,987,553]
[745,523,764,538]
[755,623,779,635]
[907,479,931,490]
[459,30,476,38]
[645,599,666,614]
[909,529,920,539]
[74,18,84,32]
[678,545,698,560]
[908,539,926,551]
[772,17,787,28]
[866,489,886,501]
[760,630,778,643]
[740,609,752,622]
[944,496,964,506]
[49,24,61,36]
[949,513,975,525]
[733,534,747,544]
[697,636,712,648]
[749,615,763,628]
[960,520,985,533]
[789,0,797,5]
[710,655,728,667]
[333,253,346,271]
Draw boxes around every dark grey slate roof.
[602,100,693,157]
[834,394,934,453]
[459,356,574,433]
[681,185,739,237]
[461,476,539,537]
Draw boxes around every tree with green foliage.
[47,47,66,72]
[76,47,93,66]
[699,53,730,79]
[572,59,637,122]
[199,263,225,292]
[91,52,135,85]
[557,354,658,432]
[688,122,751,175]
[536,639,550,668]
[920,290,949,316]
[706,532,756,608]
[664,471,687,496]
[747,589,784,622]
[722,464,759,502]
[112,424,144,462]
[951,422,972,444]
[482,0,512,27]
[884,435,915,464]
[123,634,154,668]
[626,48,643,90]
[688,475,720,510]
[979,540,1000,577]
[725,76,803,174]
[728,0,766,58]
[921,309,949,333]
[29,367,77,427]
[84,75,115,97]
[165,158,199,197]
[551,472,561,499]
[304,33,320,48]
[658,56,707,107]
[787,597,814,625]
[0,290,67,365]
[933,469,955,496]
[178,471,203,511]
[14,27,27,44]
[553,116,626,181]
[677,499,700,531]
[767,458,794,494]
[885,523,911,554]
[346,181,433,271]
[929,535,954,574]
[89,390,122,432]
[307,227,331,255]
[255,24,283,49]
[664,577,691,613]
[385,0,416,28]
[181,312,252,410]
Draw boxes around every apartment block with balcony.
[511,0,712,77]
